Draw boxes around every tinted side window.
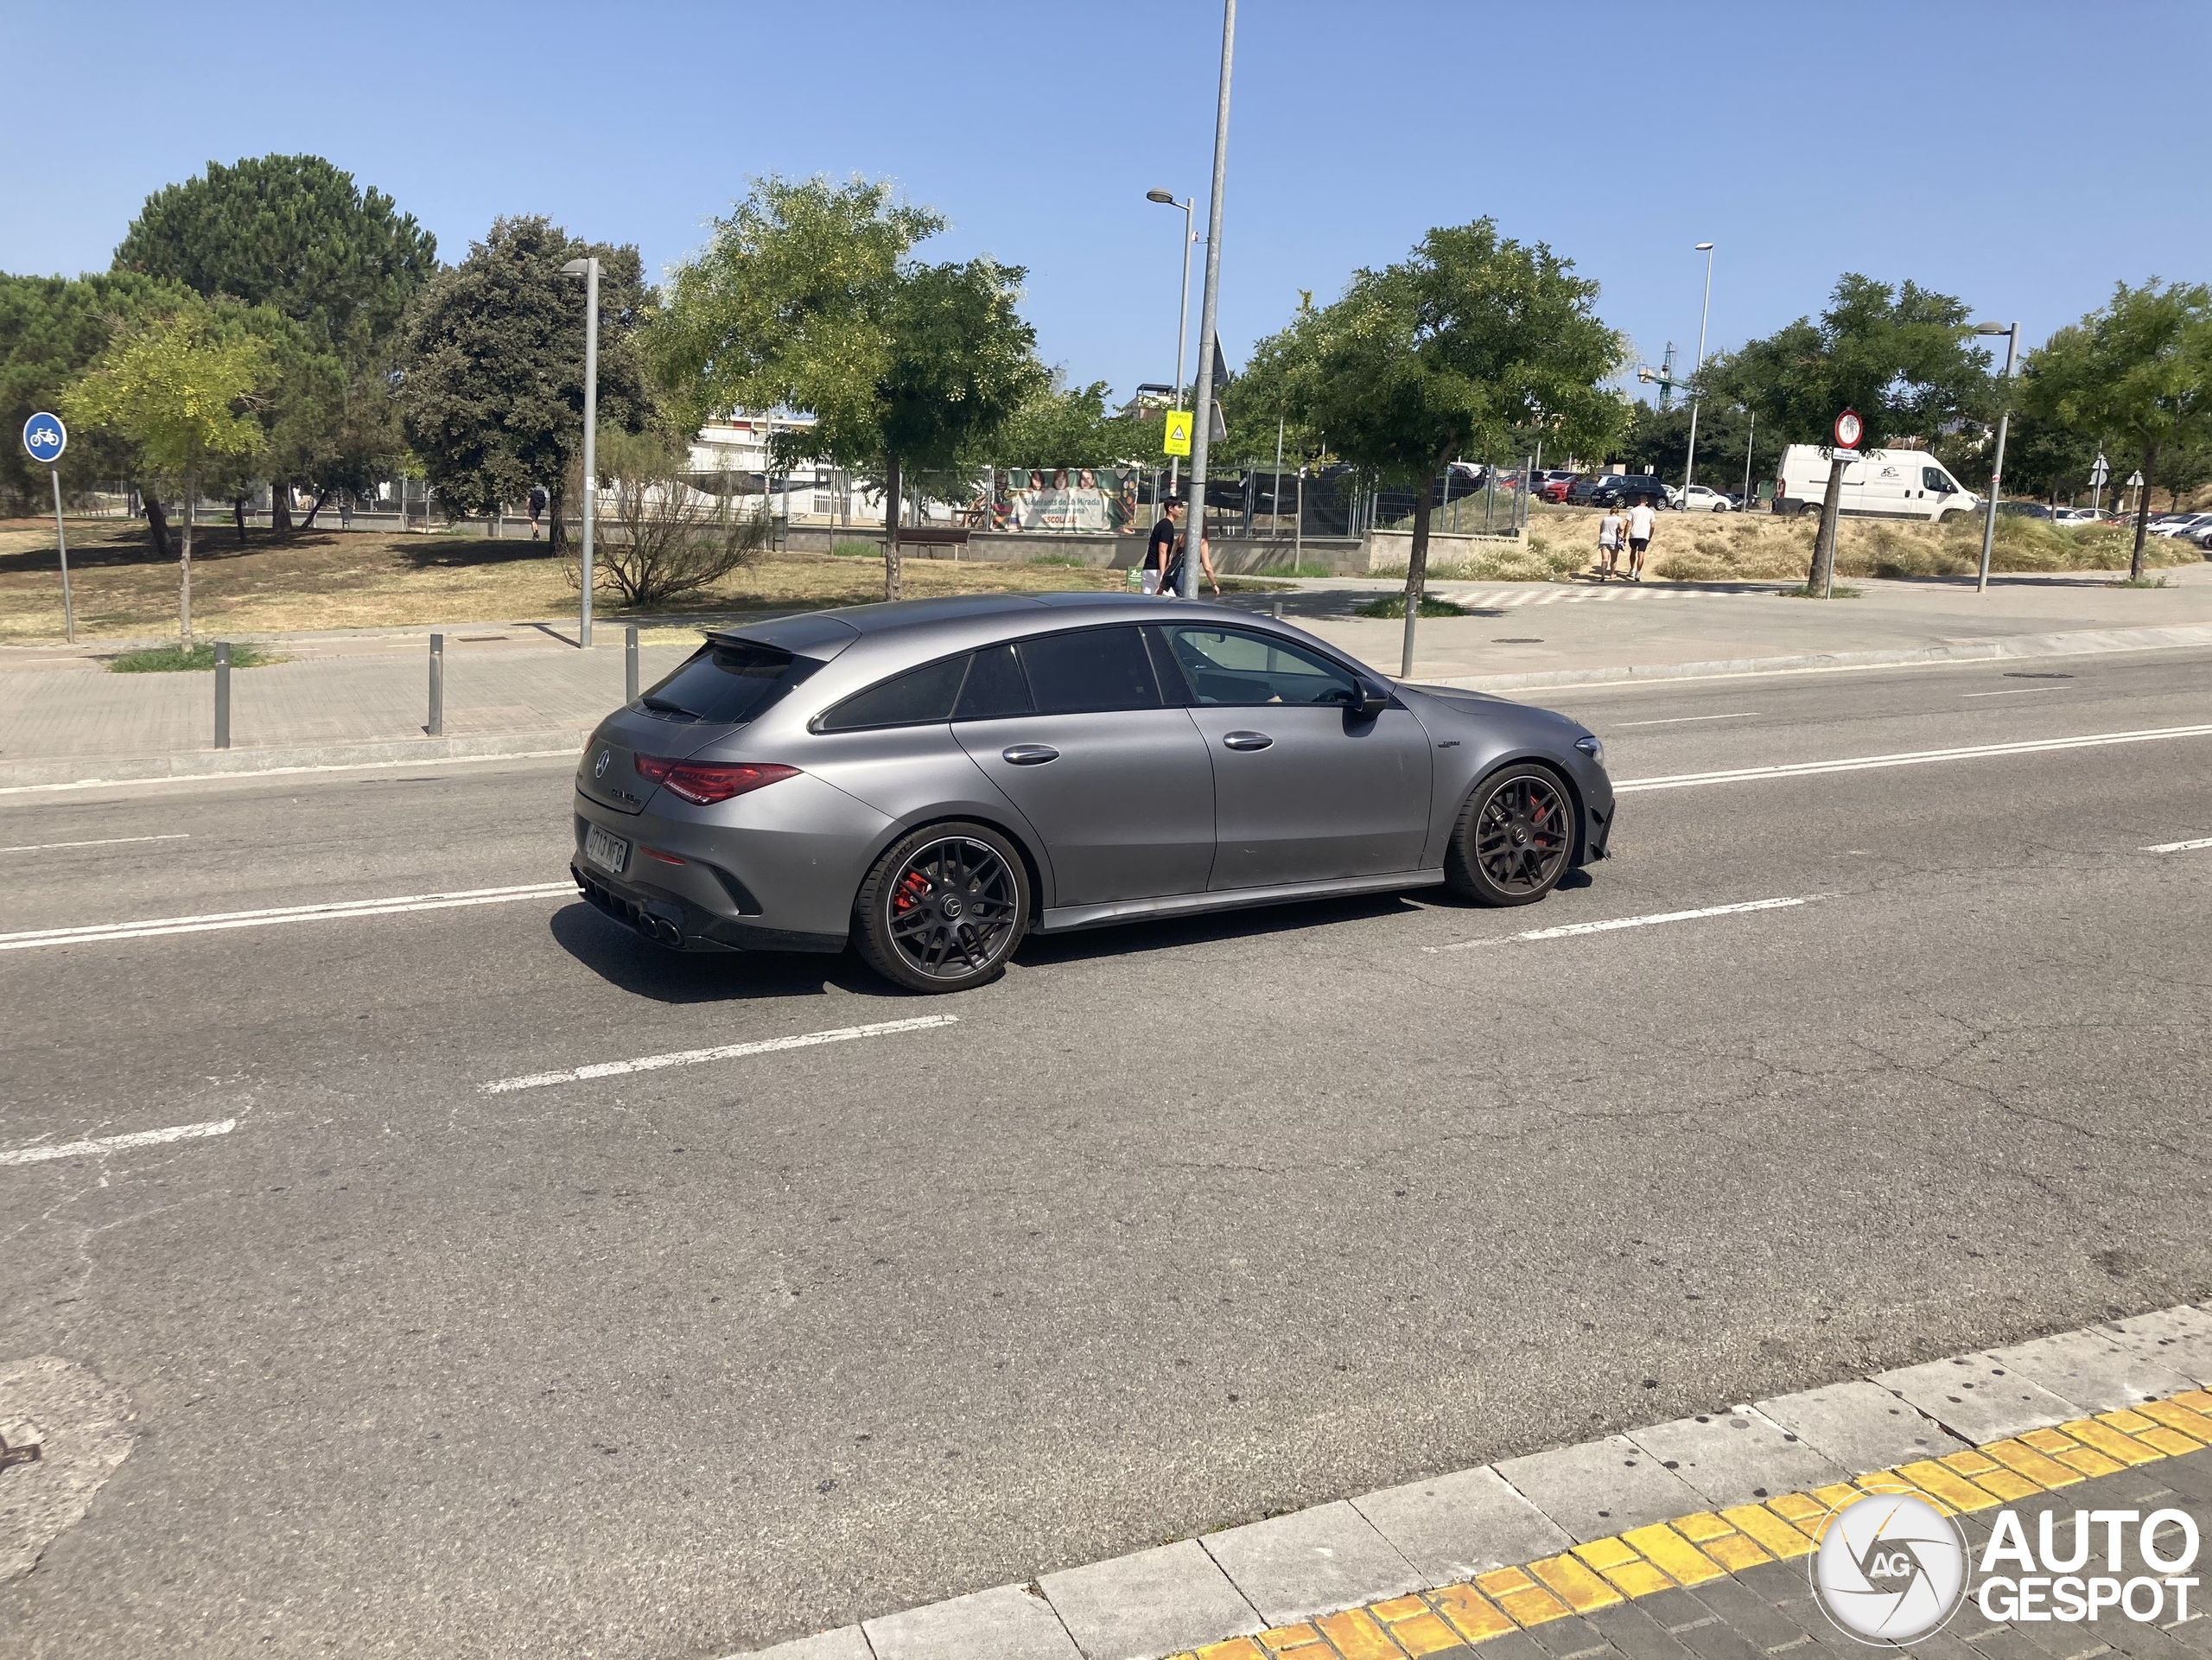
[954,643,1034,720]
[1016,626,1160,715]
[1161,625,1359,707]
[817,654,968,732]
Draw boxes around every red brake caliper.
[893,870,932,913]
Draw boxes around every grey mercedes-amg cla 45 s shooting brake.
[570,593,1613,993]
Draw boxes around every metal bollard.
[1272,601,1283,620]
[428,633,444,737]
[213,641,231,749]
[626,624,639,705]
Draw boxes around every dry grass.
[1523,503,2198,583]
[0,518,1134,643]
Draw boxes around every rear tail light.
[633,756,799,805]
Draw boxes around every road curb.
[734,1303,2212,1660]
[0,728,589,794]
[1420,622,2212,694]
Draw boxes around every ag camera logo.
[1812,1490,1970,1644]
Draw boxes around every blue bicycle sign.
[22,412,67,465]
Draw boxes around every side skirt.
[1037,868,1446,935]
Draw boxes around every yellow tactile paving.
[1529,1551,1624,1612]
[1160,1381,2209,1660]
[1431,1582,1516,1644]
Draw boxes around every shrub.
[569,427,769,607]
[109,642,279,672]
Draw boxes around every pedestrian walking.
[528,485,548,541]
[1162,515,1220,599]
[1141,496,1184,595]
[1624,499,1656,582]
[1595,507,1625,581]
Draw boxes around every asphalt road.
[4,649,2211,1657]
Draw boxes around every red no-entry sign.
[1834,409,1863,450]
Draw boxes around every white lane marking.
[0,881,575,952]
[480,1014,960,1094]
[1615,712,1761,728]
[0,1118,238,1167]
[1425,896,1815,953]
[0,747,582,798]
[1614,722,2212,793]
[0,833,191,854]
[1961,687,2067,697]
[2145,836,2212,854]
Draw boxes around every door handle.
[1221,731,1273,751]
[1001,744,1059,766]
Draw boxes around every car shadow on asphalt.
[549,903,881,1002]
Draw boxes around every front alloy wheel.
[1445,764,1576,906]
[855,822,1029,992]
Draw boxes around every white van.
[1774,446,1979,522]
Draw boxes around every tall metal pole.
[1182,0,1235,600]
[1976,322,2018,595]
[1173,197,1194,495]
[581,258,600,646]
[1742,410,1756,506]
[50,466,73,645]
[1681,243,1715,506]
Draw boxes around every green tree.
[2024,281,2212,577]
[62,313,270,644]
[992,377,1151,469]
[652,175,1045,599]
[0,271,199,516]
[397,216,652,550]
[114,155,437,528]
[1700,275,1993,455]
[1249,219,1624,671]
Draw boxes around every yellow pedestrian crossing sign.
[1162,410,1192,457]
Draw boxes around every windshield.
[640,642,821,724]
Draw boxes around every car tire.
[854,820,1032,993]
[1443,763,1578,908]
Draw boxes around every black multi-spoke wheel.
[1444,764,1577,907]
[854,822,1030,993]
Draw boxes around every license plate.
[584,824,630,875]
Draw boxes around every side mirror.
[1352,681,1391,720]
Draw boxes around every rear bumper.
[569,860,847,955]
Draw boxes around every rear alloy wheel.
[854,821,1030,993]
[1445,764,1576,907]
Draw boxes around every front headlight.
[1574,735,1604,764]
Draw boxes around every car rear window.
[640,642,820,725]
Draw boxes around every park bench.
[895,525,971,558]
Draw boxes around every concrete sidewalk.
[4,569,2211,785]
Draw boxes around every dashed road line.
[1615,712,1761,728]
[1614,722,2212,793]
[0,833,191,855]
[0,881,575,951]
[1426,895,1815,952]
[478,1014,961,1094]
[0,1118,238,1167]
[1962,686,2068,697]
[2145,836,2212,854]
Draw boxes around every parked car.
[1565,477,1609,506]
[1773,446,1978,522]
[569,595,1614,992]
[2148,512,2212,537]
[1676,485,1733,512]
[1996,500,2054,519]
[2051,507,2112,529]
[1591,474,1671,508]
[1536,469,1578,504]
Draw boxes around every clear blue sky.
[6,0,2207,403]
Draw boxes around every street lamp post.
[1146,188,1198,494]
[562,255,601,646]
[1681,242,1715,507]
[1181,0,1236,601]
[1974,320,2019,595]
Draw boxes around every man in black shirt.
[1141,497,1185,595]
